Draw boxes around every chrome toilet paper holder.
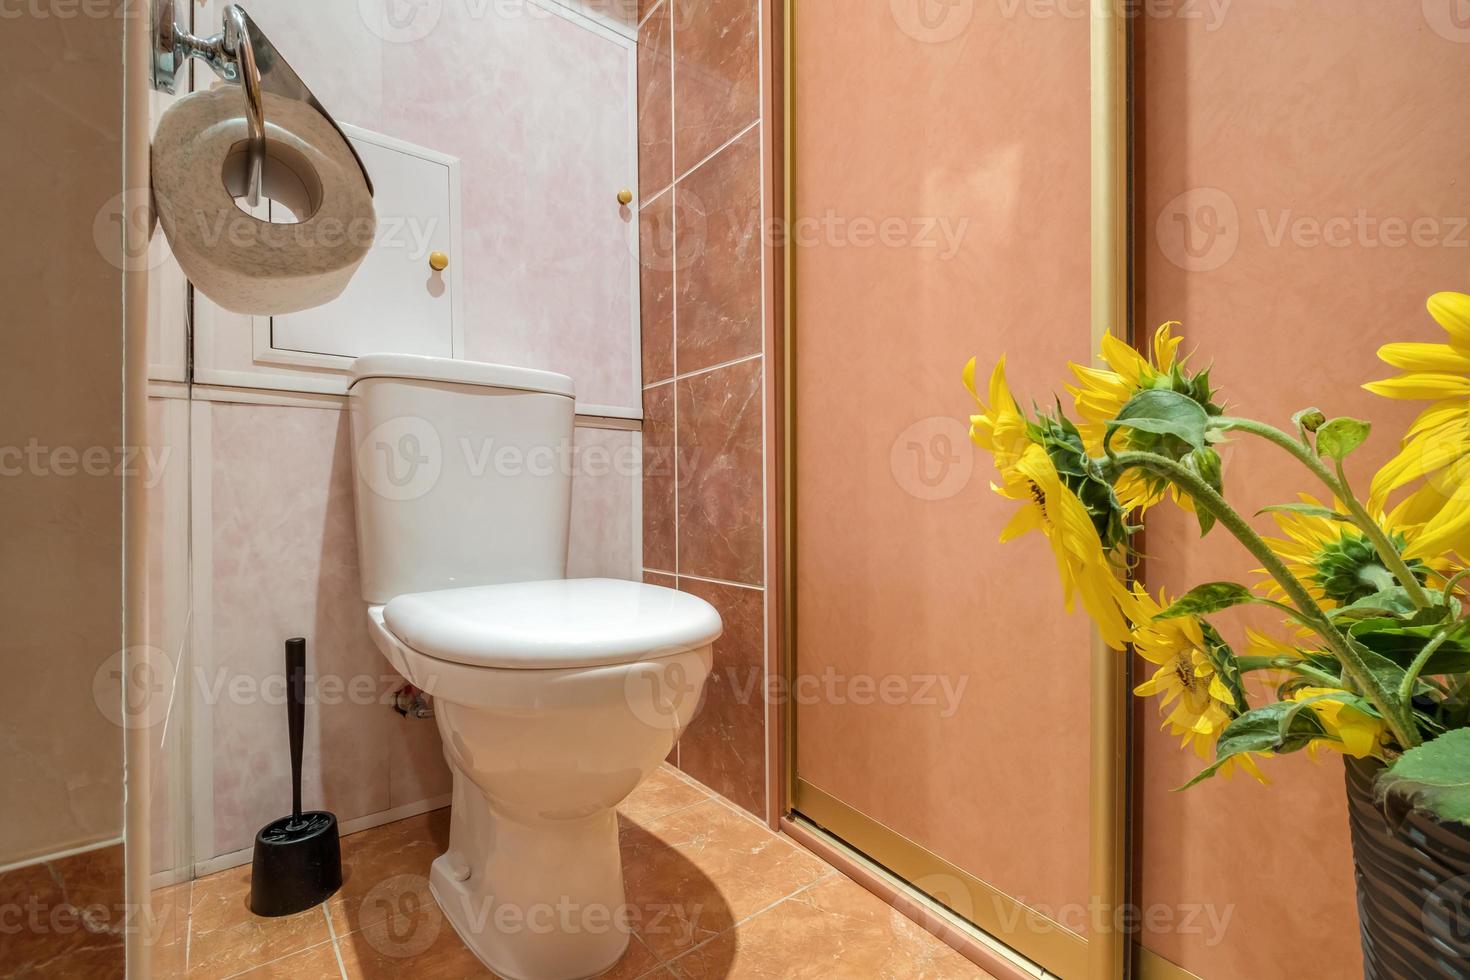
[149,0,374,206]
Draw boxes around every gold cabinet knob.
[617,189,634,206]
[428,251,449,272]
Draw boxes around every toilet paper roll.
[151,86,376,316]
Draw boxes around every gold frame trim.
[796,779,1088,978]
[1090,3,1131,978]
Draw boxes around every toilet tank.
[347,354,576,604]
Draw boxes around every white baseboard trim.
[192,795,452,879]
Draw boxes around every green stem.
[1443,568,1470,604]
[1213,417,1435,611]
[1235,656,1343,688]
[1400,626,1456,702]
[1104,450,1421,748]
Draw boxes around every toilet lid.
[381,578,723,670]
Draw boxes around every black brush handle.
[285,637,306,825]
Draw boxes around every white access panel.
[269,131,458,360]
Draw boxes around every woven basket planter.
[1344,758,1470,979]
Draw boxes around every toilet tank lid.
[383,579,723,670]
[349,354,575,399]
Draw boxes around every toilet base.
[430,786,632,980]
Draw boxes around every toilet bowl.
[346,355,720,980]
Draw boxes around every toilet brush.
[248,637,343,917]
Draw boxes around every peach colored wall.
[0,7,125,866]
[789,2,1093,925]
[637,0,770,817]
[1136,4,1470,976]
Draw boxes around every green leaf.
[1377,729,1470,826]
[1199,621,1250,715]
[1327,588,1420,622]
[1316,417,1372,460]
[1107,389,1210,451]
[1350,620,1470,675]
[1256,503,1352,522]
[1180,701,1326,789]
[1156,582,1259,620]
[1186,448,1223,537]
[1344,636,1414,718]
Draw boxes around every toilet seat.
[381,578,722,670]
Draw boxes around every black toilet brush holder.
[249,637,342,917]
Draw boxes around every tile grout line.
[215,935,338,980]
[644,351,764,391]
[323,902,349,979]
[636,0,664,33]
[641,117,761,244]
[668,0,680,596]
[660,877,831,977]
[643,568,765,593]
[675,118,762,189]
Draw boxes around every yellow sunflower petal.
[1363,373,1470,401]
[1376,342,1470,375]
[1428,291,1470,351]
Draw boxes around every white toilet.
[346,354,720,980]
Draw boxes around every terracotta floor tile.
[619,799,831,961]
[337,915,497,979]
[186,865,331,979]
[232,941,343,979]
[149,880,192,977]
[325,809,450,938]
[595,932,661,979]
[617,766,710,826]
[665,877,989,980]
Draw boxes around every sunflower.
[1129,587,1266,782]
[1068,322,1221,511]
[1260,494,1441,608]
[1288,687,1391,761]
[1364,291,1470,560]
[965,356,1135,649]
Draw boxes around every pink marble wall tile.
[675,126,762,373]
[246,0,643,416]
[676,358,764,586]
[675,577,766,816]
[639,1,675,200]
[640,189,677,385]
[208,403,401,857]
[568,426,640,580]
[387,713,453,810]
[377,3,638,415]
[642,383,678,573]
[672,0,759,174]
